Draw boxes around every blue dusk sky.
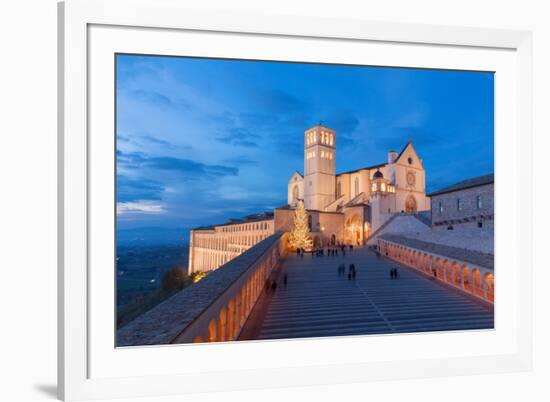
[116,54,494,237]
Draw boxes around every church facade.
[281,125,430,247]
[188,124,430,273]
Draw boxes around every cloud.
[131,89,173,107]
[138,135,176,149]
[117,151,238,179]
[117,201,166,215]
[216,127,260,148]
[223,156,258,166]
[116,176,165,203]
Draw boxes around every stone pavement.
[239,246,493,340]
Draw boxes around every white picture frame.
[58,0,533,400]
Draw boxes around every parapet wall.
[118,232,287,346]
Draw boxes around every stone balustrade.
[378,234,494,303]
[117,232,287,346]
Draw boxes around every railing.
[117,231,288,346]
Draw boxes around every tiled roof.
[428,173,494,197]
[379,233,494,269]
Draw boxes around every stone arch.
[227,299,235,341]
[452,262,461,288]
[345,214,362,245]
[484,272,494,302]
[472,268,483,297]
[217,306,227,342]
[427,255,434,274]
[462,264,472,292]
[435,258,442,279]
[423,254,429,271]
[405,194,417,213]
[234,294,241,335]
[207,319,217,342]
[444,260,452,284]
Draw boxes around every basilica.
[187,124,431,273]
[281,125,430,247]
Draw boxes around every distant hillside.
[117,226,189,247]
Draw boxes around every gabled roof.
[288,170,303,182]
[428,173,494,197]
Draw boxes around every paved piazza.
[240,247,493,340]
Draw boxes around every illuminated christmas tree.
[288,199,313,251]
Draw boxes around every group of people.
[389,267,400,279]
[338,263,357,280]
[295,248,306,257]
[310,244,355,258]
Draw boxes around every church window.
[354,177,359,196]
[438,202,443,214]
[329,135,333,146]
[476,195,482,209]
[408,157,413,165]
[308,215,313,230]
[457,198,463,211]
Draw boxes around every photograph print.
[115,54,495,346]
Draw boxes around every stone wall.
[431,183,494,230]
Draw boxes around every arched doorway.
[330,234,336,245]
[405,195,417,212]
[345,214,362,245]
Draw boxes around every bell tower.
[303,125,336,210]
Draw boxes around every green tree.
[161,266,188,293]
